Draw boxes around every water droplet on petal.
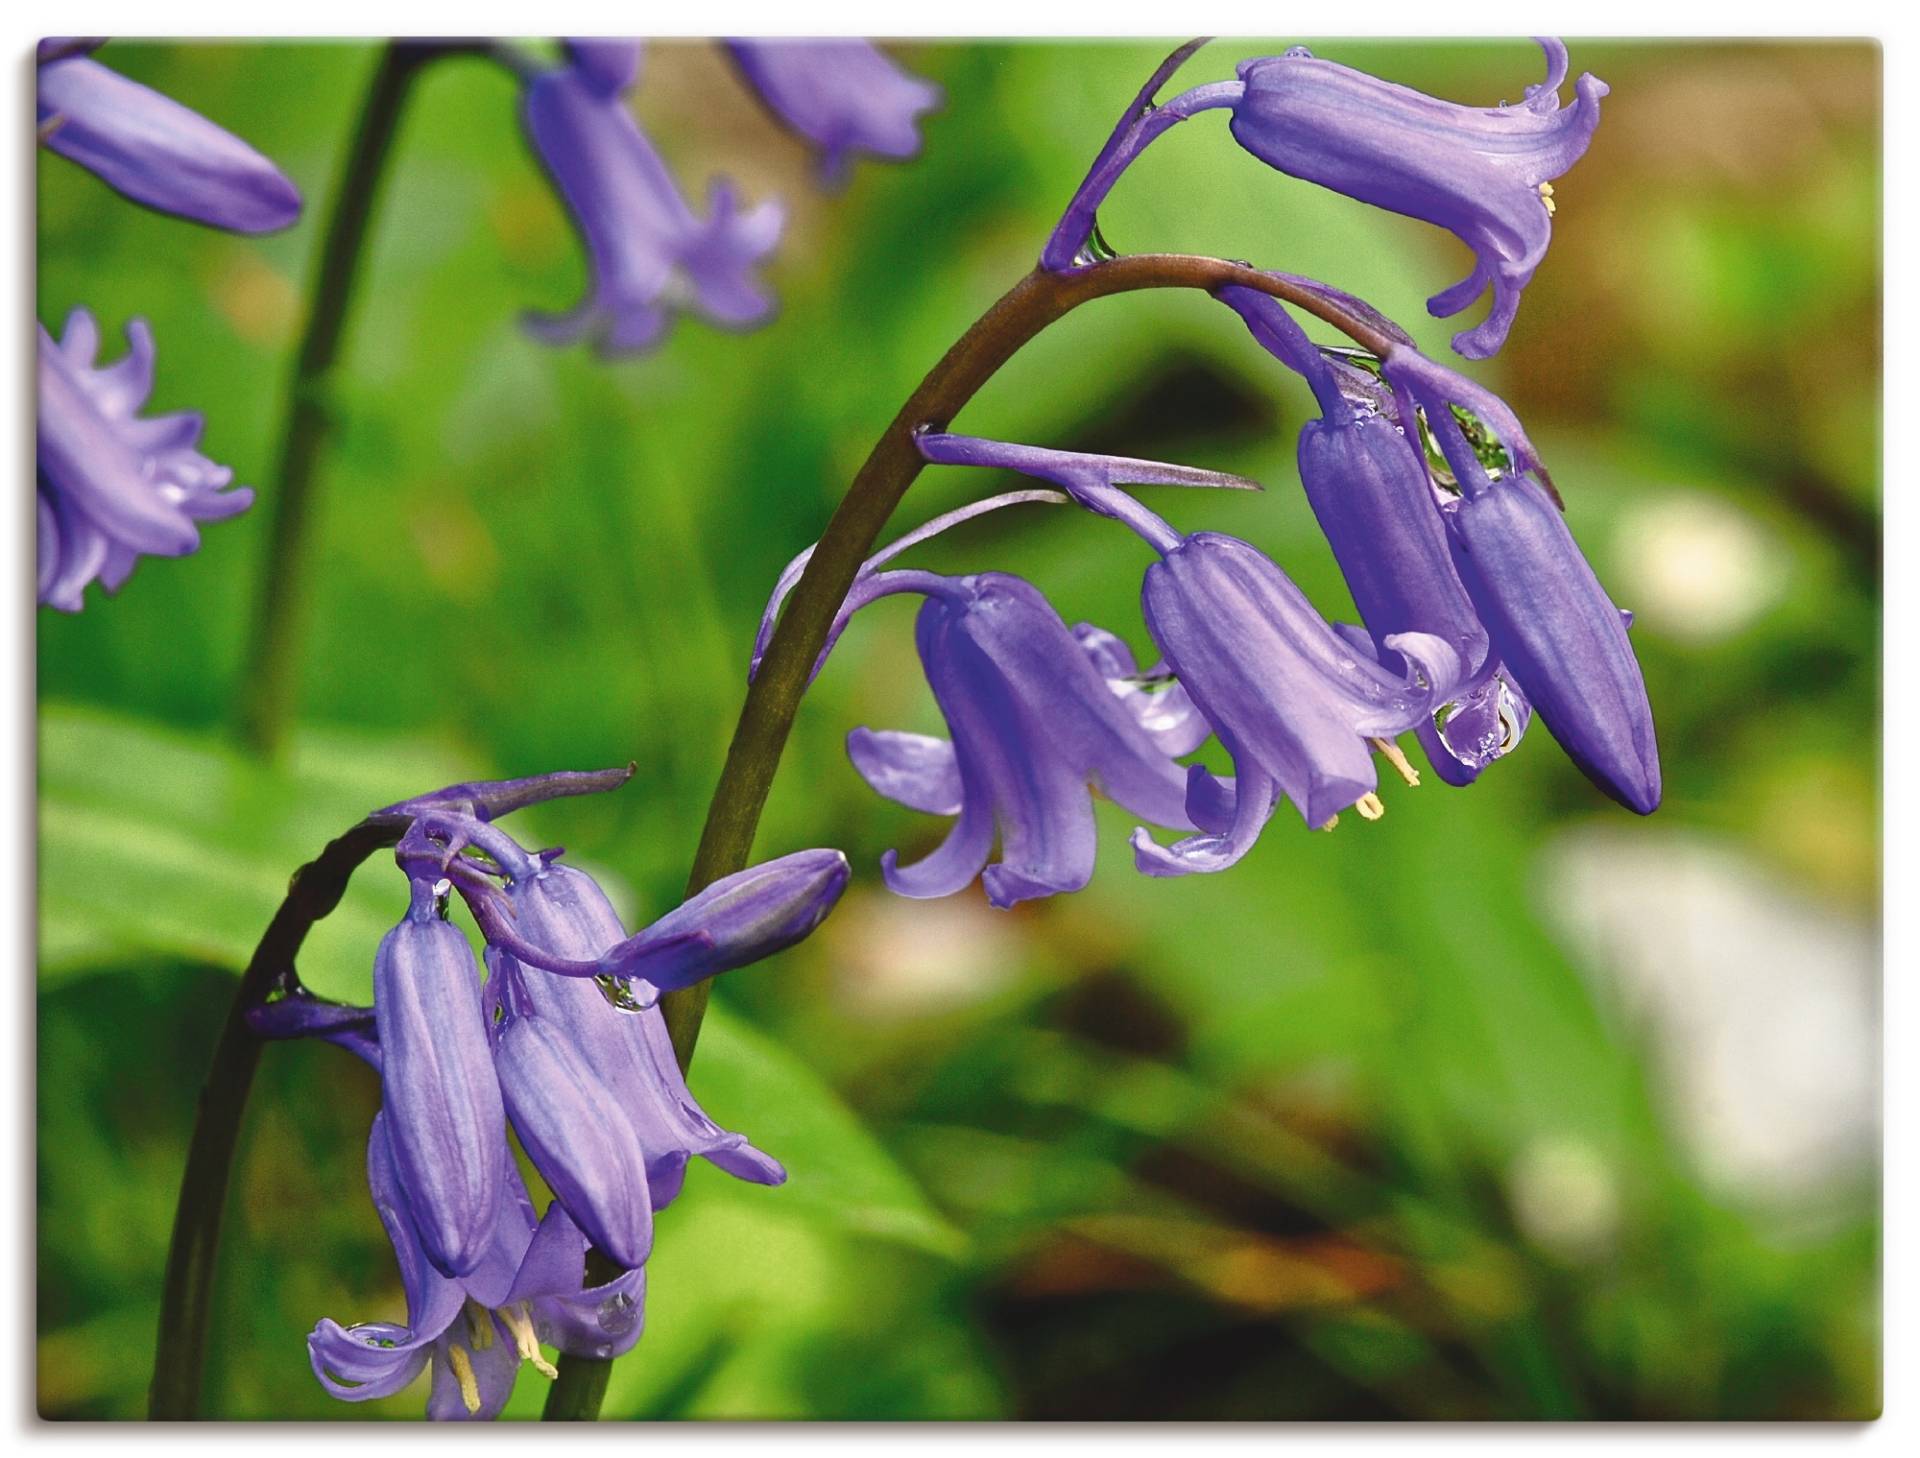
[1284,45,1313,59]
[596,1291,639,1337]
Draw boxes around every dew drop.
[594,974,647,1013]
[1072,216,1119,267]
[1284,45,1313,59]
[596,1291,639,1337]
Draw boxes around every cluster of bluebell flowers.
[759,36,1656,906]
[250,769,847,1417]
[35,38,303,611]
[35,37,939,612]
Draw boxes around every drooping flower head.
[306,1108,646,1420]
[250,766,845,1418]
[755,445,1255,907]
[1133,525,1461,872]
[382,808,840,1269]
[37,308,254,612]
[37,45,301,233]
[1397,378,1661,814]
[521,42,785,355]
[1216,286,1532,785]
[371,873,511,1280]
[726,39,941,184]
[907,434,1464,875]
[1228,38,1606,358]
[451,824,837,1268]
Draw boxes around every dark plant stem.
[235,43,434,757]
[546,253,1402,1420]
[149,817,409,1419]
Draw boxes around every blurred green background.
[36,37,1881,1420]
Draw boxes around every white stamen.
[1370,737,1422,788]
[500,1303,559,1379]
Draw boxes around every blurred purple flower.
[726,38,940,183]
[521,47,784,355]
[36,308,253,612]
[1228,38,1606,358]
[562,37,642,96]
[37,49,301,233]
[308,1110,645,1420]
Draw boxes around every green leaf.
[37,701,473,1003]
[688,1002,967,1260]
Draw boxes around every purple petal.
[494,1012,655,1270]
[424,1324,520,1421]
[492,861,788,1199]
[38,56,301,233]
[521,63,781,355]
[1228,40,1605,358]
[726,38,940,182]
[1132,764,1280,878]
[847,728,963,816]
[307,1319,434,1404]
[614,848,849,986]
[1441,471,1659,813]
[373,883,511,1278]
[564,38,643,95]
[1072,624,1212,759]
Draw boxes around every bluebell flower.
[521,45,784,355]
[255,769,844,1418]
[1217,286,1532,784]
[307,1110,645,1420]
[1227,38,1607,358]
[726,39,940,183]
[903,434,1464,872]
[37,45,301,232]
[371,875,511,1280]
[37,308,253,612]
[848,569,1205,907]
[1409,393,1660,814]
[754,448,1261,906]
[1129,525,1463,870]
[382,810,840,1267]
[468,830,817,1268]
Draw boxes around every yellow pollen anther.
[446,1343,482,1415]
[1355,793,1386,821]
[463,1300,495,1351]
[1538,180,1556,216]
[501,1303,559,1379]
[1370,737,1421,788]
[1317,814,1340,832]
